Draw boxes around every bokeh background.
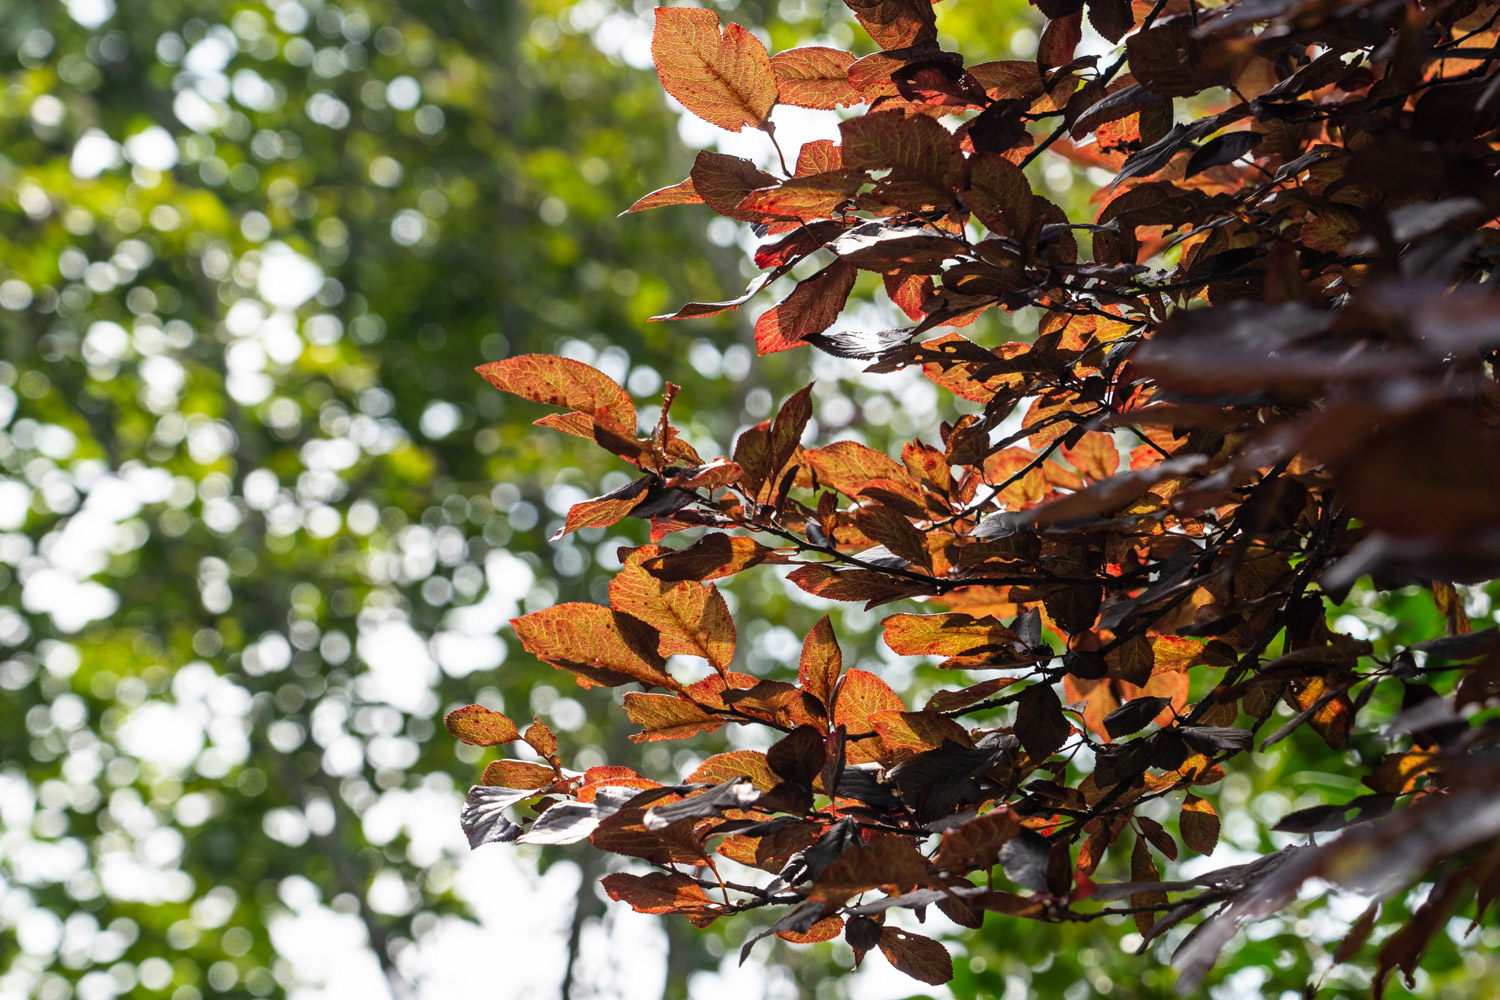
[3,1,1499,999]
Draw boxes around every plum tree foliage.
[455,0,1500,992]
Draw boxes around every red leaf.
[854,505,932,571]
[754,261,859,354]
[511,603,679,690]
[691,151,781,223]
[787,564,929,606]
[476,355,637,436]
[770,46,861,109]
[842,0,939,51]
[652,7,777,132]
[840,112,963,209]
[933,807,1020,871]
[445,705,521,746]
[622,176,702,215]
[968,152,1033,237]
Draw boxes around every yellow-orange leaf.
[445,705,521,746]
[481,759,556,789]
[610,547,737,671]
[511,603,679,690]
[688,750,779,791]
[476,354,636,434]
[800,615,844,711]
[770,46,860,109]
[870,710,974,751]
[652,7,777,133]
[623,692,726,742]
[834,669,906,762]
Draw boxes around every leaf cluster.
[457,0,1500,992]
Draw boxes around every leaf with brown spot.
[480,760,557,789]
[523,720,557,757]
[878,927,954,985]
[445,705,521,746]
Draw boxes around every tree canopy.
[458,0,1500,995]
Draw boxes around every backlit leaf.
[611,547,737,671]
[511,603,679,690]
[651,7,777,132]
[770,46,861,109]
[445,705,521,746]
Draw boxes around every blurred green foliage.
[4,1,1499,999]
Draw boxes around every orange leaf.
[795,138,844,175]
[652,7,776,133]
[476,354,636,436]
[445,705,520,746]
[523,719,557,757]
[834,669,905,761]
[623,693,726,742]
[777,915,844,943]
[622,176,702,214]
[800,615,844,711]
[511,603,679,690]
[882,612,1024,667]
[642,533,774,582]
[1062,431,1121,481]
[804,441,916,498]
[688,750,779,791]
[601,872,722,928]
[840,111,963,208]
[553,479,650,540]
[869,710,974,751]
[739,173,862,223]
[770,46,860,109]
[611,547,737,671]
[480,760,556,789]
